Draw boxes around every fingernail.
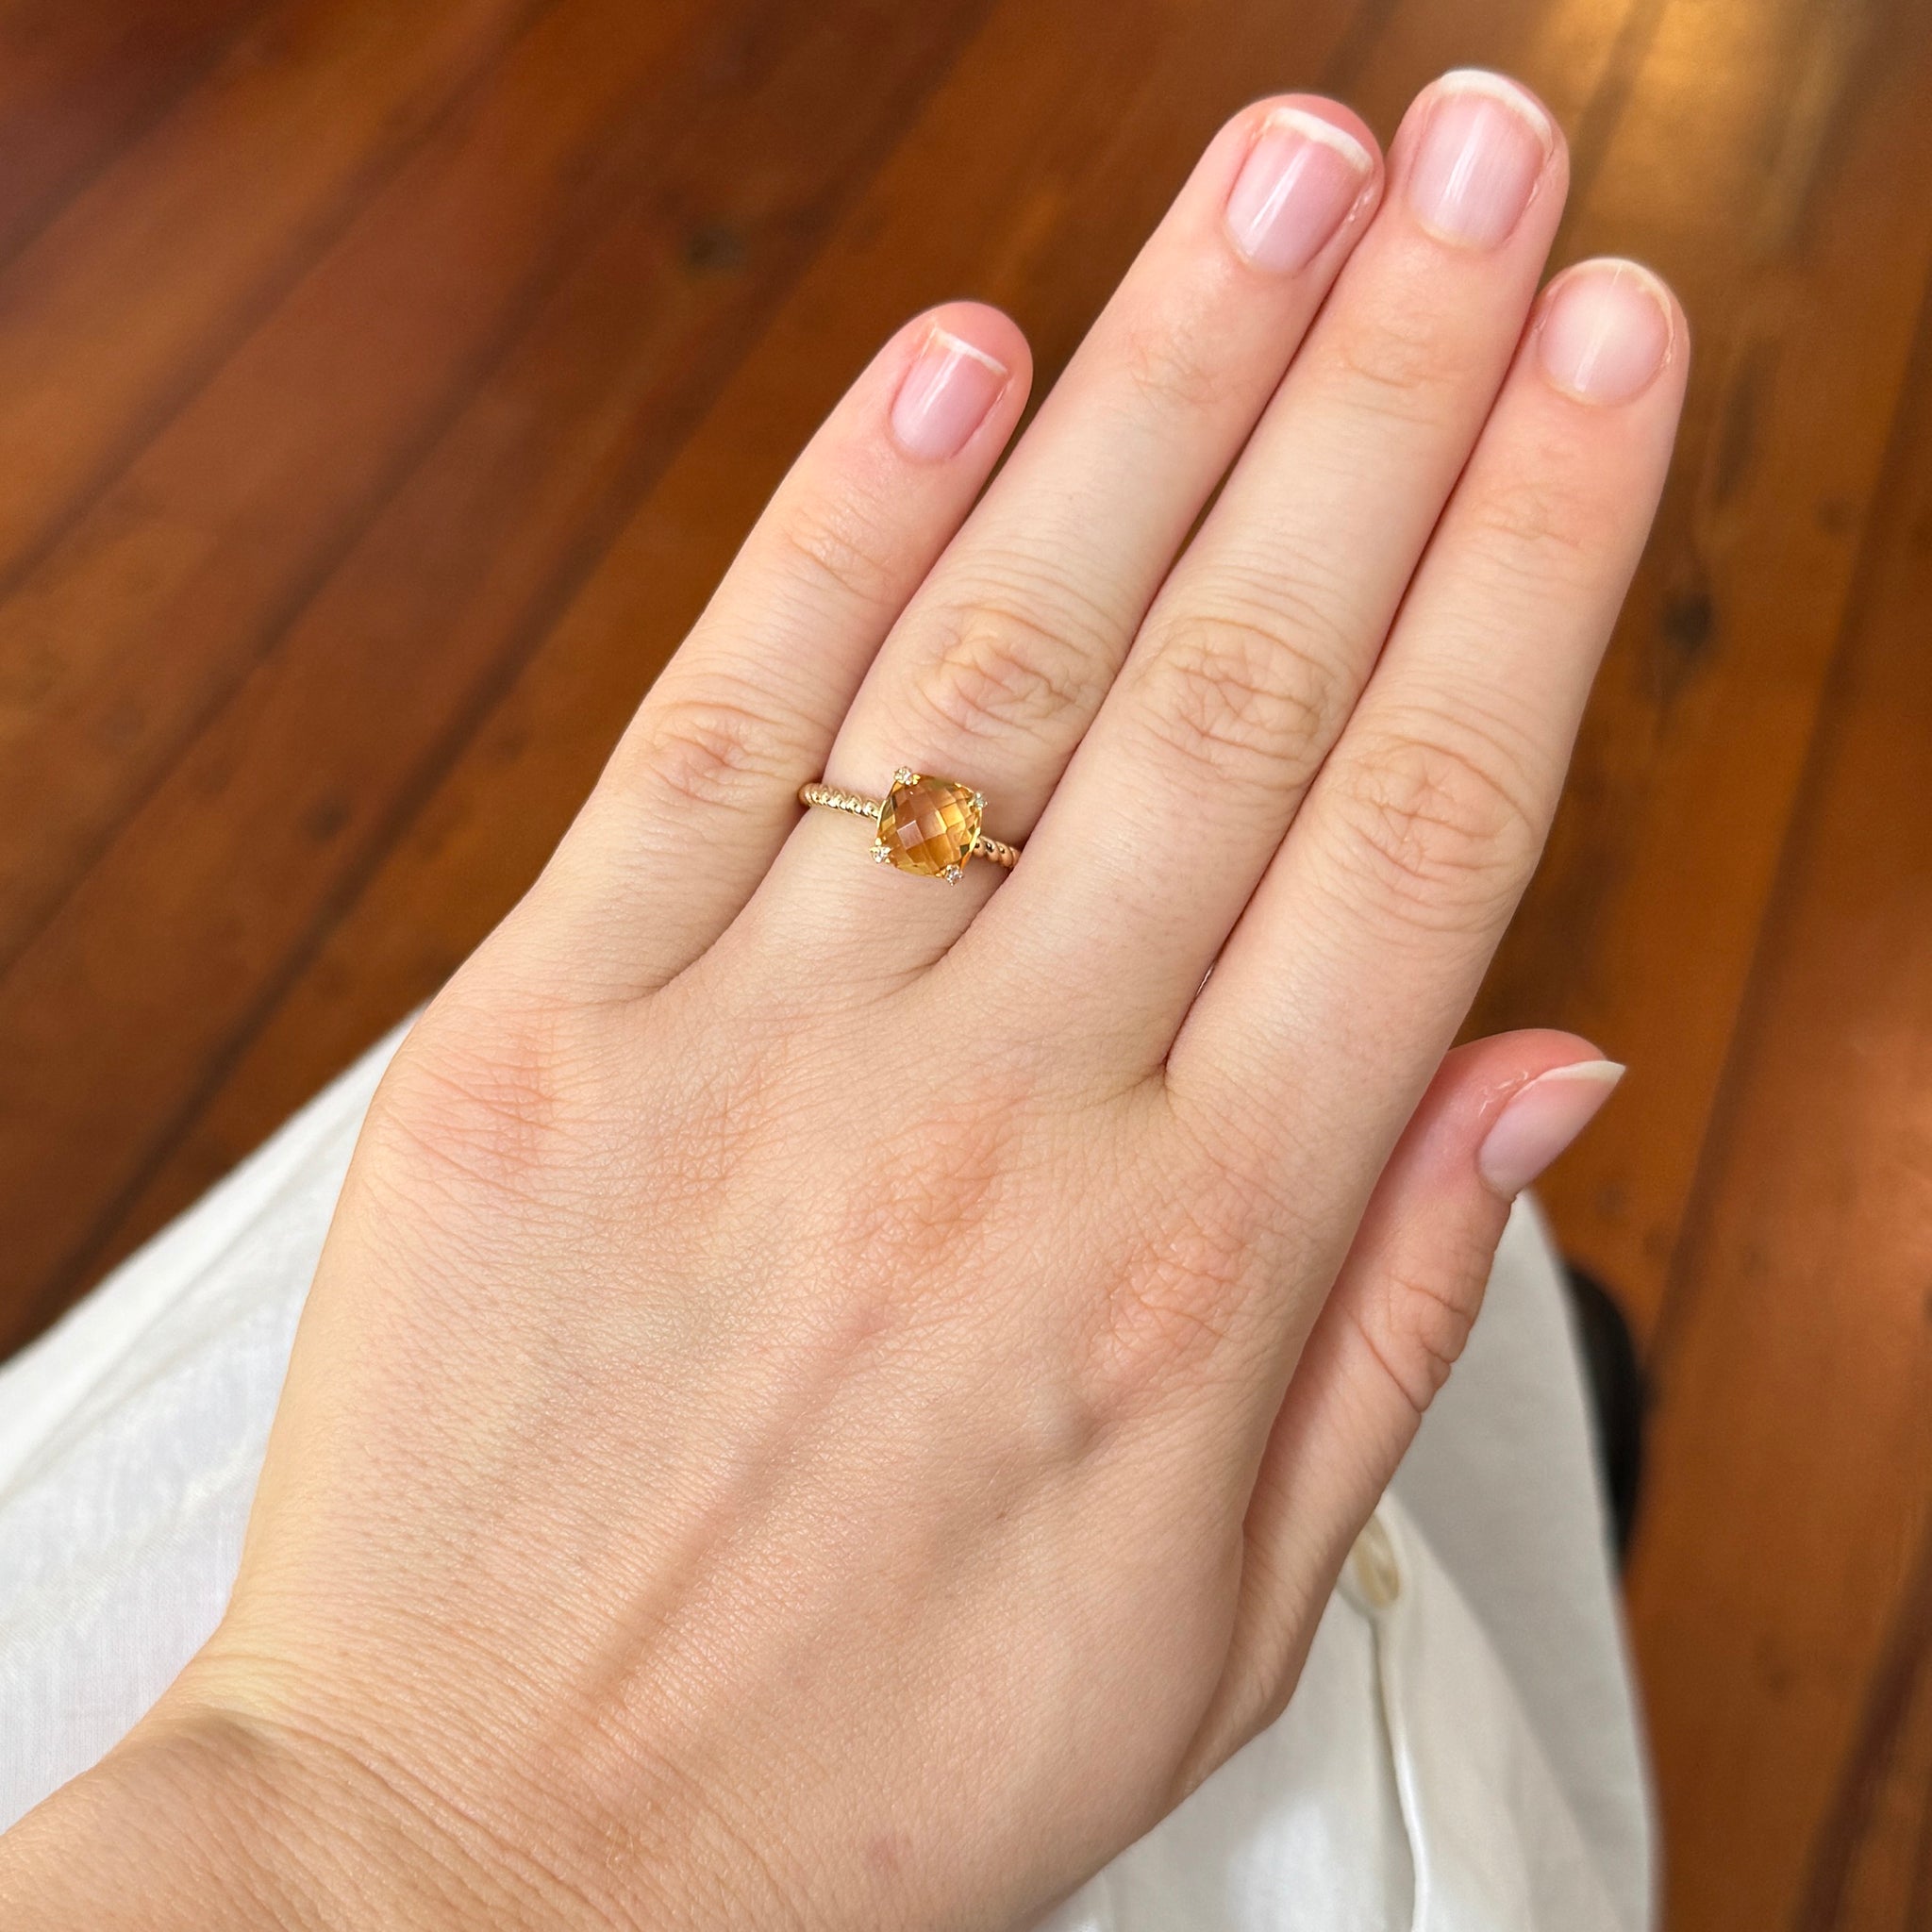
[1407,70,1552,250]
[1225,108,1374,274]
[1477,1058,1624,1197]
[1537,258,1674,404]
[890,326,1009,461]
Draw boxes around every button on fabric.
[1349,1511,1404,1611]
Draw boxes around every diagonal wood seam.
[0,0,565,641]
[0,0,758,996]
[0,0,270,273]
[1792,1507,1932,1930]
[1642,175,1932,1384]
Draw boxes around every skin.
[0,72,1685,1931]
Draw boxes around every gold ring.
[799,768,1021,883]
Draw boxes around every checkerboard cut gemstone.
[877,774,981,876]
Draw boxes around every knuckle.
[771,491,904,610]
[372,996,580,1204]
[1328,719,1543,925]
[1100,1233,1248,1395]
[633,682,798,812]
[1350,1245,1491,1422]
[911,595,1101,746]
[1461,473,1599,577]
[1136,600,1347,784]
[849,1101,1008,1266]
[1328,303,1460,422]
[1085,1172,1263,1402]
[1114,305,1241,415]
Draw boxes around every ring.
[799,768,1021,883]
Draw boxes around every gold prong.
[802,769,1022,877]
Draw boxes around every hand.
[0,70,1682,1930]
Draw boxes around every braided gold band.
[800,769,1020,882]
[798,782,887,821]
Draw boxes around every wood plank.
[0,0,998,1350]
[0,0,544,592]
[53,0,1672,1326]
[1467,0,1932,1333]
[0,0,718,965]
[1624,227,1932,1930]
[1794,1524,1932,1930]
[0,0,268,265]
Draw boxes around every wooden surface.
[0,0,1924,1922]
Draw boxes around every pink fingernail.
[1407,70,1553,250]
[1224,108,1374,274]
[1537,258,1674,404]
[890,326,1009,461]
[1477,1058,1624,1197]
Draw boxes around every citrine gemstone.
[875,774,982,877]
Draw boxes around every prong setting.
[802,768,1017,878]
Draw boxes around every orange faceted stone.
[875,774,982,878]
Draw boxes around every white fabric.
[0,1024,1653,1928]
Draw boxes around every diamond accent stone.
[875,774,981,877]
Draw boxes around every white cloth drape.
[0,1023,1653,1929]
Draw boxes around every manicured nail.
[1537,258,1674,404]
[890,327,1009,461]
[1225,108,1374,274]
[1477,1058,1624,1197]
[1407,70,1552,249]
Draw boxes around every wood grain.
[0,0,545,590]
[1,0,1929,1919]
[0,0,267,263]
[1468,0,1932,1334]
[0,0,709,962]
[1626,228,1932,1932]
[0,0,1000,1337]
[1794,1524,1932,1931]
